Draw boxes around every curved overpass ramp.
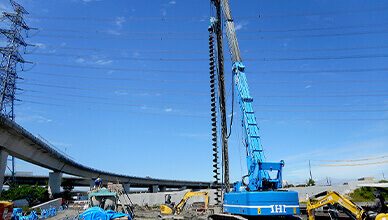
[0,114,211,193]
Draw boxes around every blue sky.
[0,0,387,186]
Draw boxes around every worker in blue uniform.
[94,178,102,188]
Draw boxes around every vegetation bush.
[0,185,49,203]
[350,187,388,202]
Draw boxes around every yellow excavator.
[307,189,388,220]
[160,189,209,215]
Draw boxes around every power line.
[254,109,388,112]
[33,45,206,54]
[250,90,388,94]
[16,89,388,108]
[34,34,205,40]
[39,22,388,35]
[255,104,388,108]
[315,160,388,167]
[20,78,388,94]
[249,79,388,84]
[19,82,388,97]
[20,73,388,85]
[29,53,388,62]
[19,89,209,106]
[239,29,388,40]
[239,7,388,18]
[238,23,388,33]
[251,94,388,97]
[243,45,388,53]
[21,78,207,93]
[32,44,388,54]
[322,155,388,163]
[20,94,209,110]
[246,54,388,61]
[249,93,388,98]
[29,52,208,62]
[19,82,209,96]
[19,100,210,118]
[33,29,388,40]
[20,94,388,113]
[33,62,205,74]
[257,118,388,121]
[24,68,388,83]
[252,67,388,74]
[28,7,388,21]
[19,100,388,121]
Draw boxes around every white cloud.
[17,115,52,123]
[76,58,85,63]
[169,1,176,4]
[106,29,121,36]
[34,43,46,49]
[305,85,311,89]
[75,57,112,65]
[114,91,128,95]
[165,108,172,112]
[115,16,126,28]
[94,59,113,65]
[235,21,249,31]
[161,9,167,16]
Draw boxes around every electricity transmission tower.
[0,0,32,185]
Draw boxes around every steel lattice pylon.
[0,0,30,120]
[0,0,31,186]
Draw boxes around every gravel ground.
[46,208,81,220]
[43,207,313,220]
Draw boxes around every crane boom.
[220,0,242,63]
[219,0,282,191]
[210,0,301,217]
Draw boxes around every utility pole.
[309,160,313,181]
[0,0,32,185]
[211,0,230,192]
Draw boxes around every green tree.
[307,178,315,186]
[0,185,49,204]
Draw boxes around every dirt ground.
[46,207,312,220]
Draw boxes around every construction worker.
[94,178,102,188]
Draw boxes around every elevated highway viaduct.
[2,175,210,191]
[0,114,211,196]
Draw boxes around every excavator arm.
[307,191,366,220]
[161,190,209,215]
[176,190,209,213]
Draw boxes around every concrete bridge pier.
[123,183,130,193]
[149,185,159,193]
[0,150,9,196]
[159,186,167,192]
[48,172,63,198]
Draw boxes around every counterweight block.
[223,191,300,216]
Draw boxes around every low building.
[358,177,375,181]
